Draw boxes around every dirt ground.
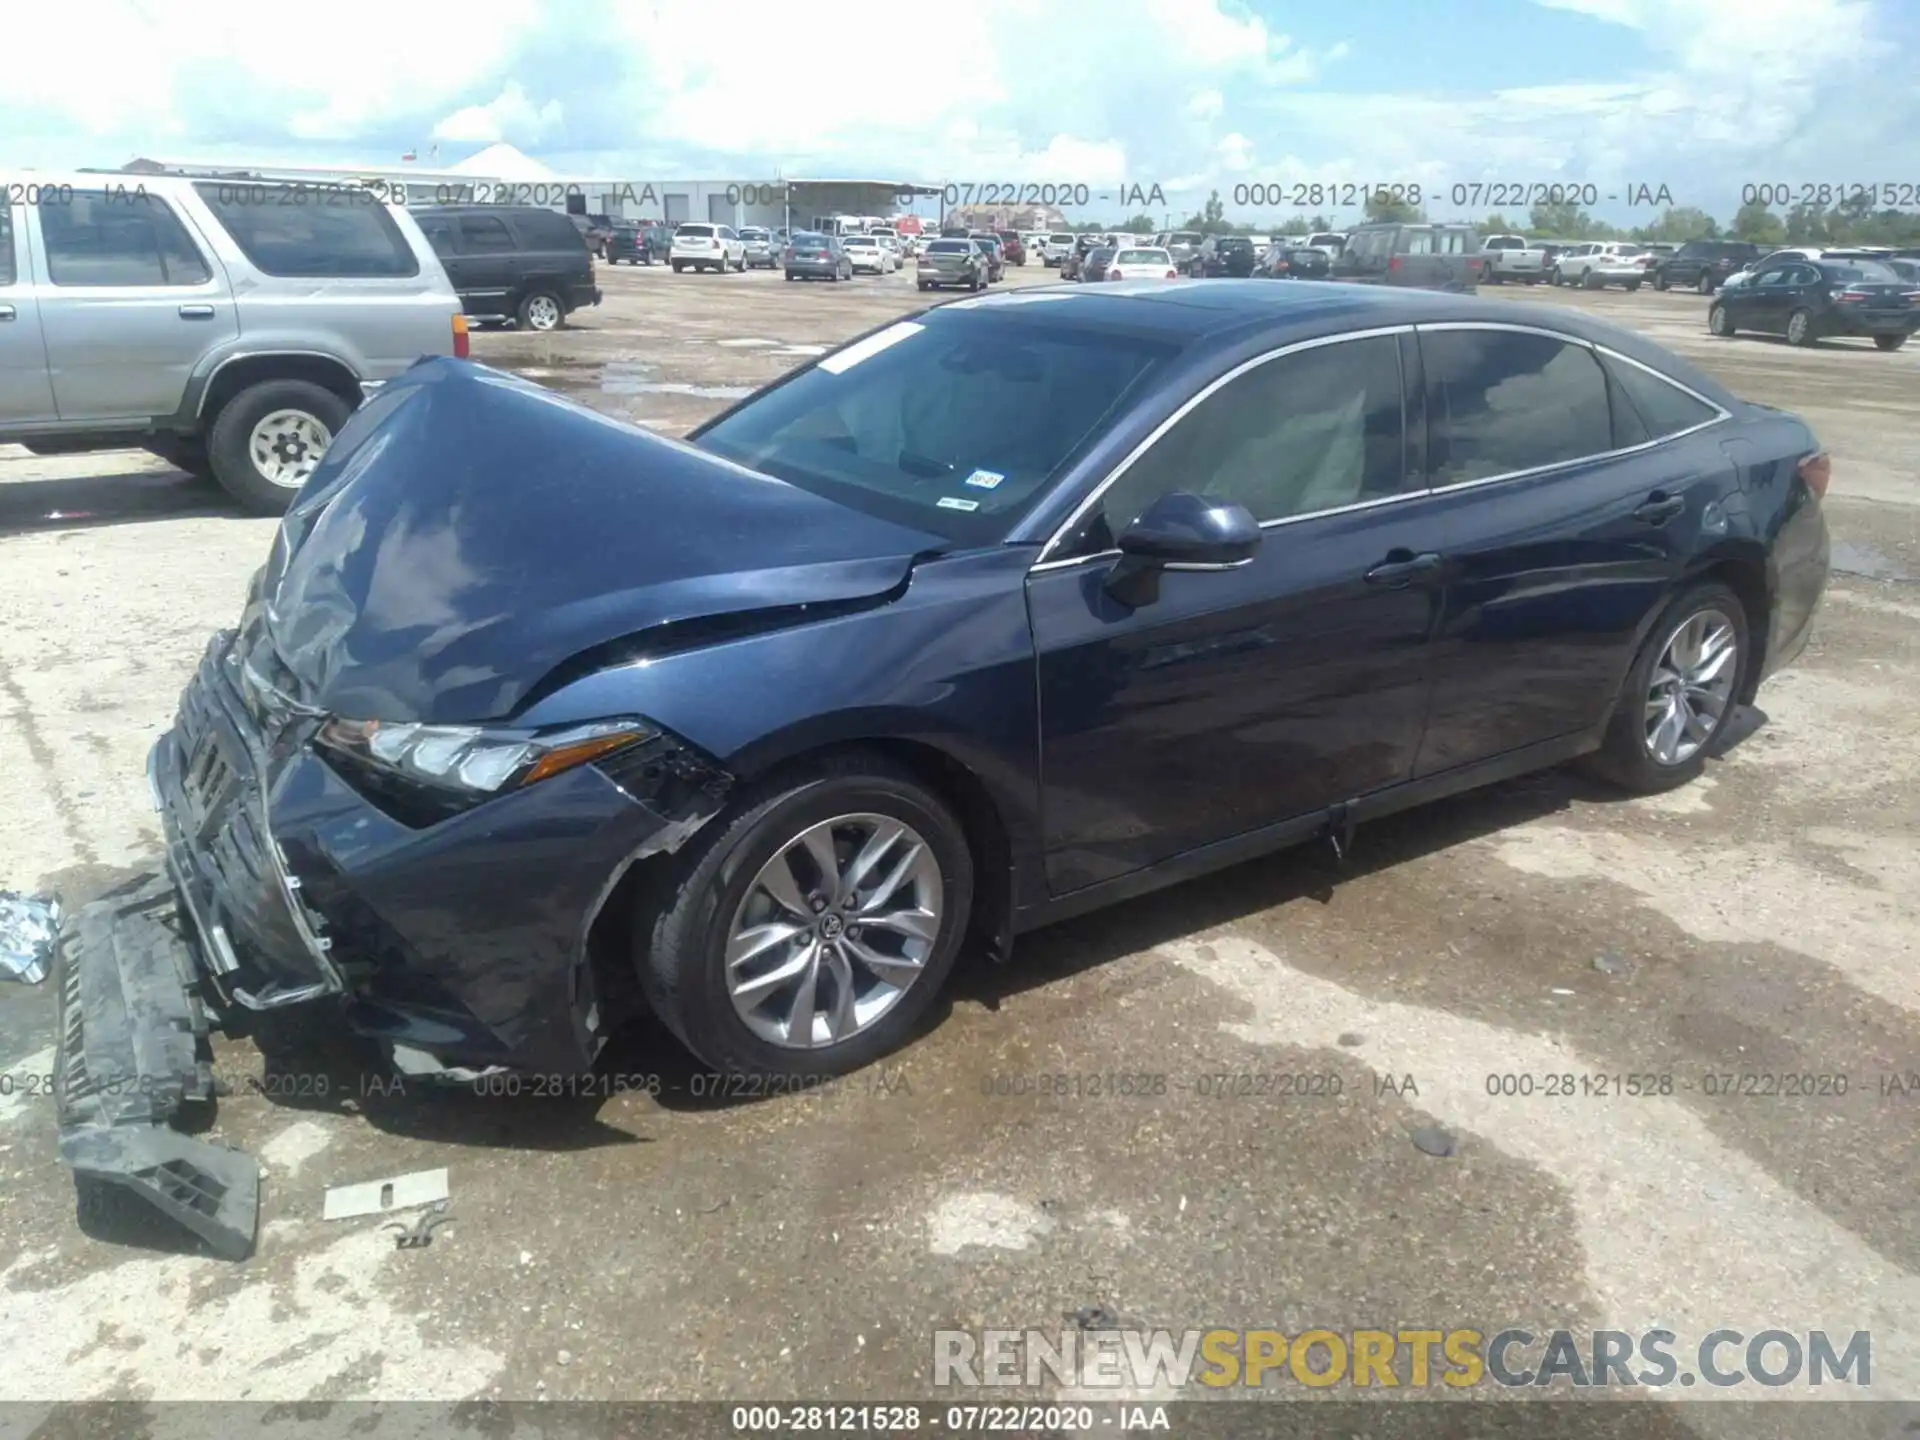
[1,261,1916,1436]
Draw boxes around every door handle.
[1364,551,1443,588]
[0,305,14,321]
[1634,493,1686,525]
[178,304,216,319]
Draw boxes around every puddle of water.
[716,338,780,348]
[1830,541,1911,582]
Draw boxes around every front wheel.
[1654,272,1669,291]
[517,290,564,331]
[1707,302,1735,337]
[634,755,975,1079]
[1550,268,1564,286]
[1626,280,1642,292]
[1583,582,1748,794]
[1875,333,1909,351]
[1786,308,1816,346]
[206,379,352,517]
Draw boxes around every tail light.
[1388,256,1403,271]
[1838,290,1869,303]
[1165,269,1178,279]
[1108,268,1122,280]
[451,313,469,359]
[1798,451,1831,499]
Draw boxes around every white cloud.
[432,81,564,145]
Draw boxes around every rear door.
[32,188,238,422]
[452,214,518,312]
[1409,322,1733,775]
[0,199,58,423]
[1028,329,1445,893]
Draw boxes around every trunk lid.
[261,359,945,725]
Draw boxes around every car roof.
[925,281,1739,397]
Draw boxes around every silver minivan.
[0,172,465,514]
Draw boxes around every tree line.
[1061,189,1920,247]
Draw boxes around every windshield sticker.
[963,469,1005,490]
[937,496,980,512]
[817,321,925,374]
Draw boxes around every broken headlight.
[315,716,656,824]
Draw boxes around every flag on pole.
[401,149,417,161]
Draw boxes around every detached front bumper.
[47,628,733,1256]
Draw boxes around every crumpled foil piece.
[0,891,61,985]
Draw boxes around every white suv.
[670,223,745,273]
[841,236,896,275]
[1552,241,1649,291]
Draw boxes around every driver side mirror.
[1104,492,1261,605]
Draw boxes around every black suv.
[607,222,670,265]
[1653,240,1760,294]
[413,205,603,332]
[1197,235,1258,277]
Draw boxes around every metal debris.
[323,1166,450,1220]
[1337,1032,1365,1047]
[0,892,61,985]
[1410,1126,1457,1158]
[383,1202,453,1249]
[1066,1305,1122,1331]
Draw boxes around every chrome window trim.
[1031,324,1415,570]
[1028,321,1732,577]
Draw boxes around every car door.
[452,214,518,314]
[412,211,467,299]
[1408,322,1733,776]
[1732,263,1795,332]
[718,225,741,265]
[0,200,58,424]
[1026,329,1447,895]
[31,187,238,422]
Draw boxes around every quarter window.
[40,191,212,287]
[1424,329,1613,485]
[1601,353,1720,440]
[0,206,14,285]
[1091,334,1411,546]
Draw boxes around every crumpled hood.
[261,357,945,724]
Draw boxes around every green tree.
[1783,203,1830,244]
[1364,191,1422,223]
[1178,190,1230,234]
[1635,206,1718,242]
[1480,213,1515,237]
[1529,199,1593,239]
[1123,213,1157,233]
[1730,199,1786,244]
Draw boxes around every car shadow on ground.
[0,468,240,533]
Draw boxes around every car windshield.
[1169,232,1203,245]
[1050,234,1075,244]
[927,241,970,254]
[1822,260,1899,283]
[741,229,768,239]
[1219,237,1253,250]
[692,310,1179,544]
[845,238,876,247]
[792,233,827,245]
[1115,249,1169,264]
[677,224,715,237]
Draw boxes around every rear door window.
[1423,328,1615,485]
[40,190,212,287]
[458,215,518,253]
[192,183,418,277]
[513,208,588,250]
[415,212,458,255]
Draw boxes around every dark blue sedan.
[39,281,1830,1258]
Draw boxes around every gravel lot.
[1,261,1916,1434]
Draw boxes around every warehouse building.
[117,146,944,232]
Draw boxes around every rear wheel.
[1626,280,1642,292]
[634,754,974,1079]
[1549,267,1564,286]
[1584,583,1747,794]
[1786,308,1816,346]
[1874,333,1907,352]
[672,261,686,273]
[517,290,564,331]
[206,379,351,517]
[1654,272,1669,291]
[1696,272,1714,295]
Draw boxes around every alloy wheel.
[725,814,944,1049]
[247,409,333,489]
[525,294,562,330]
[1643,608,1739,766]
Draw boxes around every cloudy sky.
[4,0,1915,226]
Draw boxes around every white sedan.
[842,236,897,274]
[1103,246,1180,282]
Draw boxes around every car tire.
[917,282,930,291]
[785,270,795,281]
[1654,272,1669,291]
[1583,582,1749,795]
[1874,333,1908,351]
[672,261,684,273]
[633,753,975,1079]
[206,378,352,517]
[1549,268,1563,286]
[145,435,216,481]
[1583,270,1603,290]
[1785,308,1817,346]
[1708,302,1736,337]
[1626,280,1642,292]
[517,290,565,332]
[1696,273,1713,295]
